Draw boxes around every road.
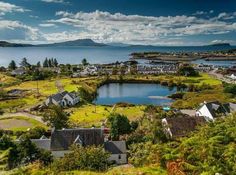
[0,112,46,124]
[208,68,235,84]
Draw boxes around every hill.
[39,39,107,47]
[0,41,33,47]
[0,39,107,47]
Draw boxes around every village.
[0,54,236,174]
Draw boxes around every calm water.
[95,83,177,105]
[0,45,236,67]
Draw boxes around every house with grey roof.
[45,91,79,107]
[196,101,236,121]
[162,115,206,139]
[25,128,128,165]
[11,68,26,76]
[104,141,127,165]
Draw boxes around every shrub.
[108,113,131,140]
[51,145,110,172]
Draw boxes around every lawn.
[0,116,47,131]
[0,73,19,87]
[69,104,145,127]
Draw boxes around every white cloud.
[41,0,69,4]
[45,10,236,45]
[218,12,235,20]
[39,23,57,27]
[0,20,41,41]
[0,1,29,16]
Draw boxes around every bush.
[108,113,131,140]
[51,145,110,172]
[224,84,236,96]
[178,66,199,77]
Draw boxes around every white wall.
[108,154,127,165]
[196,105,214,121]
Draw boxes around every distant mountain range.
[0,39,232,48]
[0,39,107,47]
[206,43,231,47]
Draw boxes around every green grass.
[69,104,145,127]
[0,116,47,131]
[0,73,19,87]
[10,164,167,175]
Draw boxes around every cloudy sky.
[0,0,236,46]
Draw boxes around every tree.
[20,58,30,68]
[53,58,58,67]
[48,59,52,67]
[177,66,199,77]
[82,58,88,66]
[108,113,131,140]
[43,58,48,68]
[43,105,69,129]
[36,61,41,68]
[8,60,17,70]
[51,145,110,172]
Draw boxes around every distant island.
[207,43,231,47]
[0,39,107,47]
[0,41,33,47]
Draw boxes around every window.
[118,155,121,159]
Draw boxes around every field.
[0,73,226,115]
[6,164,167,175]
[69,104,145,127]
[0,116,47,131]
[0,73,19,87]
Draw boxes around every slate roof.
[198,101,229,118]
[104,141,127,154]
[164,115,206,138]
[31,139,51,151]
[223,103,236,113]
[50,128,104,151]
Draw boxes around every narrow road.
[208,68,235,84]
[0,112,46,124]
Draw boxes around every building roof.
[164,115,206,138]
[198,101,229,118]
[50,128,104,151]
[31,139,51,151]
[223,103,236,113]
[104,141,127,154]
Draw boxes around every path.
[0,112,46,124]
[209,68,236,84]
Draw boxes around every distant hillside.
[207,43,231,47]
[0,41,33,47]
[0,39,107,47]
[39,39,107,47]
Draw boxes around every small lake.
[95,83,177,106]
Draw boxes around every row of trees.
[8,58,59,70]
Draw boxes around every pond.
[95,83,177,106]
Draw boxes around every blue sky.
[0,0,236,45]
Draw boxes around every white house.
[45,91,79,107]
[27,128,128,165]
[228,74,236,80]
[104,141,127,165]
[196,101,236,121]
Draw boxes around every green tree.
[20,58,30,68]
[36,61,41,68]
[52,145,109,172]
[53,58,58,67]
[178,66,199,77]
[43,58,48,68]
[8,60,17,70]
[82,58,88,66]
[43,105,69,129]
[108,113,131,140]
